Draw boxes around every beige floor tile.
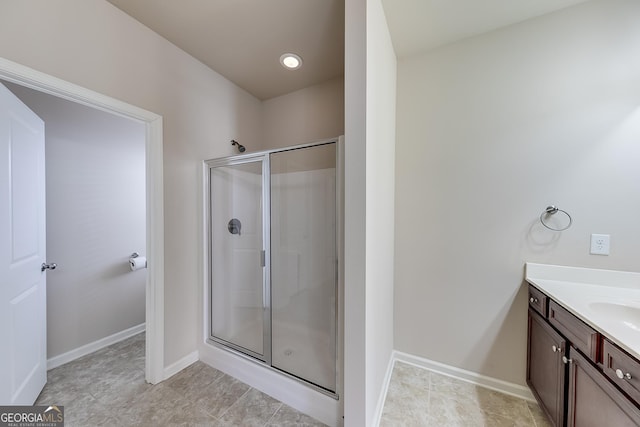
[192,373,252,419]
[380,406,433,427]
[527,400,552,427]
[166,408,220,426]
[267,404,327,426]
[381,361,431,423]
[88,364,151,410]
[39,332,550,427]
[474,387,533,421]
[54,393,119,427]
[217,388,283,426]
[428,390,487,427]
[38,333,324,427]
[481,411,538,427]
[381,365,545,427]
[117,382,210,426]
[165,361,226,401]
[392,361,432,390]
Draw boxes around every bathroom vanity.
[525,263,640,427]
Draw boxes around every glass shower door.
[209,159,267,359]
[270,143,337,392]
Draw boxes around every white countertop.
[525,263,640,360]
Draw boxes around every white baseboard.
[372,354,396,427]
[47,323,145,370]
[199,342,341,427]
[393,351,535,402]
[163,350,199,380]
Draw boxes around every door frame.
[0,57,165,384]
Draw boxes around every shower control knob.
[41,262,57,272]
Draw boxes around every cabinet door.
[528,309,566,427]
[567,347,640,427]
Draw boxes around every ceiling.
[107,0,345,101]
[381,0,591,58]
[106,0,591,100]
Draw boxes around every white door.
[0,82,47,405]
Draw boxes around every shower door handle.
[260,250,266,267]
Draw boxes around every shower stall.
[206,139,340,396]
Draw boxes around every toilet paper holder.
[129,252,147,271]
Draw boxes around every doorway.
[0,59,164,386]
[4,80,147,365]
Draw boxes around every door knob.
[41,263,57,272]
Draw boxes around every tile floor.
[35,333,325,426]
[36,334,551,426]
[380,361,551,427]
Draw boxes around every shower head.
[231,140,246,153]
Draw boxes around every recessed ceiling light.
[280,53,302,70]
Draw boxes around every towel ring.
[540,205,572,231]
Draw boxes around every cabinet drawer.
[603,339,640,404]
[528,285,548,317]
[548,300,599,362]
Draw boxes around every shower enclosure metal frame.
[204,138,342,399]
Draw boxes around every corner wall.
[394,0,640,386]
[365,0,396,424]
[344,0,367,422]
[344,0,396,424]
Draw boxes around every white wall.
[344,0,368,422]
[261,76,344,150]
[5,82,146,358]
[0,0,263,368]
[394,0,640,386]
[365,0,396,424]
[344,0,396,425]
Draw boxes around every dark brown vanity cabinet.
[527,285,640,427]
[527,309,566,427]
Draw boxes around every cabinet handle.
[616,369,632,380]
[551,345,561,353]
[529,297,538,304]
[562,356,572,364]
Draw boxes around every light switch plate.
[590,234,610,255]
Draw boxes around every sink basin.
[589,302,640,332]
